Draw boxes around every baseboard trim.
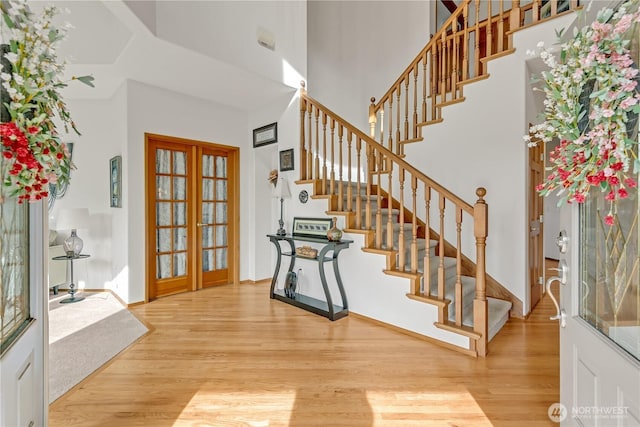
[349,311,477,358]
[240,278,271,285]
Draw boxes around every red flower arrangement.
[0,1,93,203]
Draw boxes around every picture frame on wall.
[279,148,294,172]
[110,155,122,208]
[253,122,278,148]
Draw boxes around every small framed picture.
[292,217,332,238]
[253,122,278,148]
[110,155,122,208]
[279,148,294,172]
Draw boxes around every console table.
[51,253,90,303]
[267,234,352,321]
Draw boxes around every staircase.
[295,0,580,356]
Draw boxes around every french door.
[145,134,238,300]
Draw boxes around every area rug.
[48,292,148,403]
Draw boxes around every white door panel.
[558,202,640,427]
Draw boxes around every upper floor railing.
[369,0,580,155]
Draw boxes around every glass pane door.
[579,174,639,361]
[150,145,192,298]
[200,150,229,287]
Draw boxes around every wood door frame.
[144,133,240,302]
[528,132,544,313]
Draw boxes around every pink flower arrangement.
[525,0,640,224]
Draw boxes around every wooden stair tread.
[406,293,450,308]
[434,320,482,340]
[399,137,423,145]
[417,118,444,127]
[436,97,466,108]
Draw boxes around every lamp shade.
[55,208,91,231]
[273,178,291,199]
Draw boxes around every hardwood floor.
[49,279,560,426]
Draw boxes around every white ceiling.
[36,0,295,111]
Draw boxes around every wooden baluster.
[462,2,470,82]
[475,0,482,77]
[376,155,383,248]
[314,107,320,181]
[437,194,446,300]
[440,32,446,102]
[424,186,432,296]
[413,64,419,139]
[300,86,308,180]
[388,95,394,151]
[486,0,493,59]
[455,207,463,327]
[550,0,557,17]
[307,103,313,180]
[497,0,505,52]
[369,97,377,139]
[322,112,327,193]
[398,167,406,271]
[532,0,540,22]
[510,0,522,33]
[386,160,394,251]
[379,107,385,146]
[365,144,372,230]
[355,137,362,229]
[330,118,335,195]
[395,85,401,154]
[404,77,409,142]
[569,0,578,10]
[422,51,428,123]
[474,187,488,357]
[347,131,353,212]
[338,125,344,212]
[430,49,438,120]
[452,23,459,98]
[411,176,418,273]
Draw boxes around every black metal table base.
[60,296,85,304]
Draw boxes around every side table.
[52,254,90,303]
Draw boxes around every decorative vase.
[326,217,342,241]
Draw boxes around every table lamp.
[56,208,90,257]
[273,178,291,236]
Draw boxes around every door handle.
[546,275,567,328]
[548,259,568,285]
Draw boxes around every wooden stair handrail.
[300,84,489,355]
[301,84,474,215]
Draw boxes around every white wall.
[50,86,127,297]
[155,0,307,89]
[307,1,431,131]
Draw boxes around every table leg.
[60,257,85,304]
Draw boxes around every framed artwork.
[292,217,332,238]
[253,122,278,148]
[279,148,294,172]
[110,155,122,208]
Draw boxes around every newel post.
[473,187,488,357]
[369,97,377,139]
[300,81,308,180]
